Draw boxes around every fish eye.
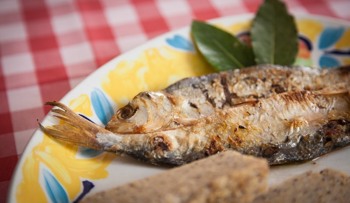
[117,104,137,120]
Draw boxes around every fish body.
[41,65,350,165]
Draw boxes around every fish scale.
[40,65,350,165]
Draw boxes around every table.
[1,0,350,202]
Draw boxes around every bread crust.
[82,151,269,203]
[253,169,350,203]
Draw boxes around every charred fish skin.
[251,119,350,165]
[106,65,350,134]
[41,90,350,166]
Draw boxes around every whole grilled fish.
[41,65,350,165]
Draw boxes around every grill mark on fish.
[239,125,246,129]
[280,91,309,103]
[153,135,171,152]
[198,82,217,108]
[243,76,258,84]
[271,84,286,93]
[164,93,177,106]
[233,100,259,108]
[220,73,235,107]
[41,65,350,166]
[188,102,198,109]
[205,135,225,156]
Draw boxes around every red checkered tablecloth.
[1,0,350,202]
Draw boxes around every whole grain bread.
[253,169,350,203]
[82,151,269,203]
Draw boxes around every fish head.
[106,92,173,133]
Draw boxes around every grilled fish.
[41,65,350,165]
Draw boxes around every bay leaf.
[191,20,255,71]
[251,0,298,65]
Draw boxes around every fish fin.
[39,101,107,150]
[315,89,349,95]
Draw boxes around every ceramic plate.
[9,14,350,202]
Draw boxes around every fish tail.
[39,101,106,150]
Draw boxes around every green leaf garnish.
[251,0,298,65]
[191,20,255,71]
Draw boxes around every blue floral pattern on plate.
[166,34,194,51]
[317,27,349,67]
[42,167,69,203]
[91,88,114,125]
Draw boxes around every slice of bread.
[82,151,269,203]
[253,169,350,203]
